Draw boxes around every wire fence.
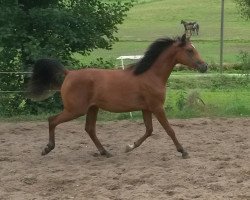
[0,71,249,93]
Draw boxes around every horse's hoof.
[41,148,49,156]
[100,150,113,158]
[105,152,113,158]
[182,151,190,159]
[41,144,54,156]
[125,144,134,153]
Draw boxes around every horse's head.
[175,34,208,73]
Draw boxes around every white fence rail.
[116,55,143,69]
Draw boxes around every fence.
[0,66,249,118]
[0,70,248,93]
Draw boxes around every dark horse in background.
[181,20,199,36]
[27,34,207,159]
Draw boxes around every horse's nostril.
[197,62,208,73]
[198,63,208,73]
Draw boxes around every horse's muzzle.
[197,62,208,73]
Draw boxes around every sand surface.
[0,117,249,200]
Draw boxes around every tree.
[0,0,133,116]
[235,0,250,19]
[0,0,133,67]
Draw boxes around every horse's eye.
[187,49,194,54]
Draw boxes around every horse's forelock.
[177,36,187,47]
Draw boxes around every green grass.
[165,74,250,118]
[115,0,249,41]
[77,40,250,67]
[79,0,250,66]
[165,89,250,118]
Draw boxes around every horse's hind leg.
[125,110,153,152]
[153,108,189,159]
[85,106,112,158]
[42,109,82,155]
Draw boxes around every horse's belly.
[100,105,142,113]
[96,95,145,113]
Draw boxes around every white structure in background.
[116,55,143,69]
[116,55,143,118]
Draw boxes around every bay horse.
[27,34,207,159]
[181,20,199,36]
[181,20,193,37]
[192,22,199,35]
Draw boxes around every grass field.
[79,0,250,66]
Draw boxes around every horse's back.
[61,68,122,98]
[64,68,134,87]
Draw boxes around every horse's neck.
[150,48,177,84]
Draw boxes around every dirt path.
[0,118,249,200]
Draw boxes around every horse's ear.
[181,34,191,43]
[181,34,186,43]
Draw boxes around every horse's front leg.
[125,110,153,152]
[153,107,189,159]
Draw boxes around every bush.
[237,51,250,74]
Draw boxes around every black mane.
[131,37,182,75]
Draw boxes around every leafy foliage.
[176,90,187,111]
[0,0,133,116]
[235,0,250,19]
[0,0,133,66]
[237,51,250,74]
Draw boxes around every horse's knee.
[48,114,62,129]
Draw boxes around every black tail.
[27,58,66,101]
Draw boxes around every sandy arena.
[0,117,249,200]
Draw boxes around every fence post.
[220,0,225,73]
